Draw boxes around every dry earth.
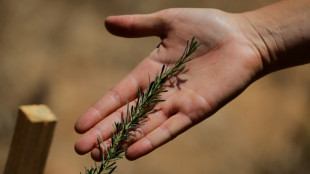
[1,0,310,174]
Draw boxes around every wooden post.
[4,105,57,174]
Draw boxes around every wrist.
[240,5,286,75]
[240,0,310,74]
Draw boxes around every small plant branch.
[82,37,201,174]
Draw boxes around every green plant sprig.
[82,37,201,174]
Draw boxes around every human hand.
[74,8,265,161]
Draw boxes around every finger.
[91,139,112,162]
[74,58,163,134]
[74,109,122,155]
[75,97,142,155]
[105,12,168,38]
[74,73,137,134]
[126,112,193,160]
[75,89,168,155]
[89,109,169,160]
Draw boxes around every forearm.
[241,0,310,73]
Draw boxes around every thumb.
[105,12,168,38]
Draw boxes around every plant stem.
[82,37,201,174]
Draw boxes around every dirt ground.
[1,0,310,173]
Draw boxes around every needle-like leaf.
[82,37,201,174]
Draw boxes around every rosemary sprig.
[82,37,201,174]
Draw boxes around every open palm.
[74,8,263,160]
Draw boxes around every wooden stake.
[4,105,57,174]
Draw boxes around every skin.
[74,0,310,161]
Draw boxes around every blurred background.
[1,0,310,173]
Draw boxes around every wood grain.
[4,105,57,174]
